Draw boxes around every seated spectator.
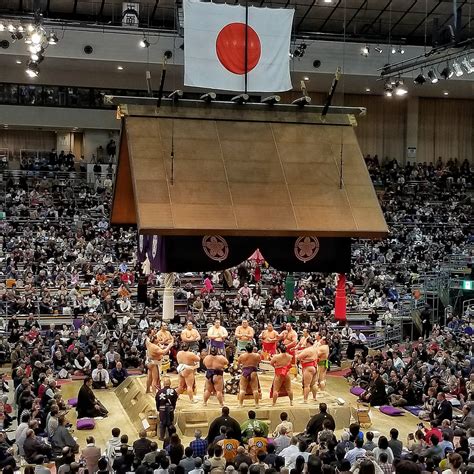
[272,412,293,437]
[133,429,153,463]
[373,436,394,464]
[51,415,78,455]
[210,445,227,472]
[110,361,129,387]
[273,427,291,455]
[180,447,197,473]
[113,444,134,474]
[190,430,208,459]
[23,429,53,464]
[80,436,101,474]
[92,363,110,389]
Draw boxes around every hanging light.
[17,25,24,32]
[31,31,43,45]
[427,69,438,83]
[361,45,370,57]
[391,46,396,54]
[48,32,58,45]
[0,24,4,32]
[26,61,39,77]
[26,24,34,33]
[7,24,15,32]
[440,65,453,79]
[374,46,383,53]
[398,46,405,54]
[461,58,474,74]
[139,38,150,48]
[452,61,463,77]
[414,73,426,85]
[384,81,393,97]
[394,79,408,96]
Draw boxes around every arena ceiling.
[1,0,472,46]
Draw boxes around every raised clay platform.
[115,374,351,437]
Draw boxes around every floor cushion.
[76,418,96,430]
[68,397,78,407]
[404,405,423,416]
[350,386,365,396]
[379,405,404,416]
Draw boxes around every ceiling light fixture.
[443,91,449,95]
[117,65,124,70]
[440,65,453,79]
[303,76,309,81]
[427,69,438,83]
[398,46,405,54]
[414,73,426,85]
[0,24,5,32]
[48,32,58,45]
[361,44,370,57]
[292,43,307,58]
[452,61,463,77]
[461,58,474,74]
[7,24,15,32]
[26,61,39,77]
[394,79,408,96]
[391,46,396,54]
[15,59,22,64]
[365,87,371,92]
[139,38,150,48]
[384,82,393,97]
[374,46,383,54]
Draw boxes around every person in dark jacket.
[306,403,336,441]
[207,406,242,444]
[76,377,108,419]
[431,392,453,424]
[132,430,153,462]
[360,370,387,406]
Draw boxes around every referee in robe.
[77,377,108,418]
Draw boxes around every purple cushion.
[379,406,404,416]
[350,387,365,396]
[76,418,96,430]
[68,398,78,407]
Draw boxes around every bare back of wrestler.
[270,345,293,406]
[176,344,200,403]
[146,334,172,394]
[237,344,261,408]
[296,338,319,403]
[203,348,228,406]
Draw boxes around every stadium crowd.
[0,155,472,473]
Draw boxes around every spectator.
[190,430,208,459]
[80,436,101,474]
[180,447,197,473]
[388,428,403,460]
[133,430,153,463]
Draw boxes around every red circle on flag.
[216,23,261,75]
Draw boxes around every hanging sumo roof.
[110,98,388,239]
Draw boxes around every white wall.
[0,105,120,130]
[83,129,120,160]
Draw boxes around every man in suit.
[432,392,453,424]
[23,429,52,464]
[80,436,101,474]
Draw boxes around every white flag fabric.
[184,0,294,92]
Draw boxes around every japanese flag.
[184,0,294,92]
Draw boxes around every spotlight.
[164,50,173,60]
[7,24,15,32]
[48,32,58,45]
[26,24,34,33]
[11,31,23,41]
[200,92,216,102]
[31,31,42,45]
[28,44,42,54]
[394,79,408,96]
[427,69,438,83]
[361,45,370,57]
[414,73,426,85]
[374,46,383,54]
[17,25,24,32]
[461,58,474,74]
[384,81,393,97]
[443,91,449,96]
[139,38,150,48]
[292,43,307,58]
[452,61,463,77]
[391,46,396,54]
[292,96,311,106]
[30,53,44,64]
[168,90,183,100]
[0,24,4,32]
[26,61,39,77]
[261,95,281,105]
[231,93,249,104]
[25,35,32,44]
[440,65,453,80]
[398,46,405,54]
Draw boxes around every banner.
[138,234,351,273]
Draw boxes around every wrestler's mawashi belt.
[242,366,258,379]
[205,368,224,383]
